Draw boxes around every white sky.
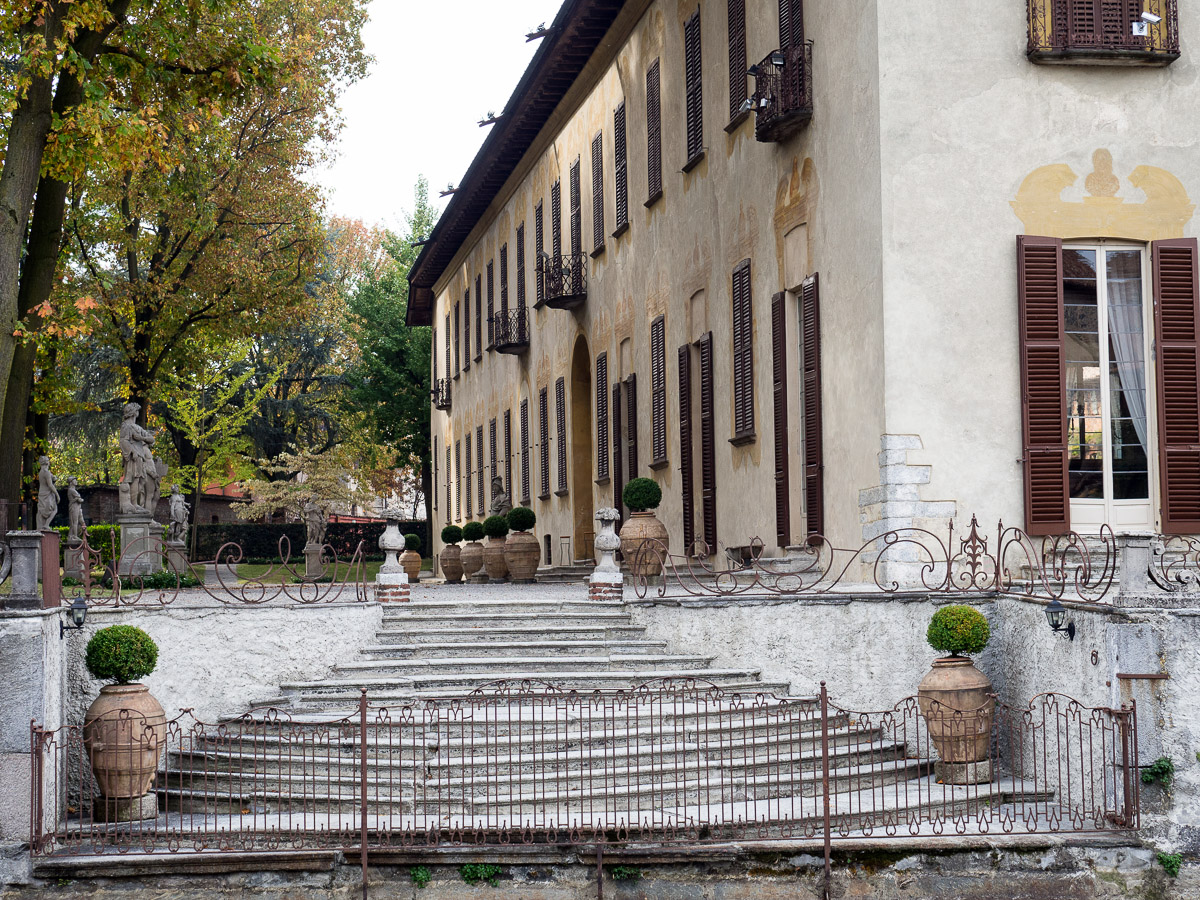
[317,0,566,230]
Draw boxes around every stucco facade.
[414,0,1199,564]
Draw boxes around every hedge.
[193,520,429,561]
[54,525,120,567]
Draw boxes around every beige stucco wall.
[430,0,886,561]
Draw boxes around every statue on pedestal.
[67,477,85,543]
[488,476,512,517]
[35,456,59,531]
[167,485,190,544]
[119,402,166,515]
[303,501,327,548]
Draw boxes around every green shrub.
[459,863,503,886]
[482,515,509,539]
[610,866,642,882]
[56,525,120,567]
[462,521,485,542]
[927,605,990,656]
[85,626,158,684]
[441,525,463,545]
[411,865,432,889]
[1157,852,1182,878]
[1142,756,1175,788]
[124,572,202,590]
[507,506,536,532]
[404,533,421,552]
[623,477,662,511]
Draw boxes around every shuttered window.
[771,291,791,547]
[1016,237,1069,536]
[683,10,704,167]
[476,425,485,513]
[535,201,545,305]
[1153,237,1200,533]
[539,387,551,498]
[801,274,824,540]
[465,431,473,518]
[646,59,663,203]
[444,314,451,378]
[731,259,755,440]
[626,373,639,478]
[503,409,512,498]
[556,376,569,494]
[433,437,439,515]
[453,302,461,375]
[454,439,462,522]
[486,260,495,349]
[651,317,667,464]
[462,289,471,371]
[446,445,452,525]
[613,103,629,235]
[489,418,498,484]
[432,323,438,382]
[569,159,582,260]
[779,0,803,51]
[516,224,526,311]
[678,345,695,554]
[596,352,610,481]
[591,132,605,254]
[500,243,509,319]
[520,399,531,505]
[698,332,717,550]
[475,275,483,361]
[613,382,624,519]
[551,180,562,258]
[728,0,746,123]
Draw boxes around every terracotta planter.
[460,541,486,582]
[505,531,540,583]
[84,683,166,818]
[917,657,995,773]
[483,536,509,581]
[400,549,422,582]
[439,545,463,583]
[619,510,669,576]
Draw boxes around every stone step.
[378,612,634,629]
[379,625,649,644]
[331,654,716,678]
[387,598,626,615]
[359,639,672,659]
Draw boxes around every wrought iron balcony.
[1027,0,1179,66]
[491,307,530,355]
[749,42,813,144]
[432,378,452,411]
[539,253,587,310]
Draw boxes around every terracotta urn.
[439,544,463,583]
[483,536,509,581]
[619,510,669,577]
[505,531,540,583]
[460,541,486,582]
[84,683,167,820]
[399,549,422,582]
[917,657,995,775]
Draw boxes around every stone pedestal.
[304,543,324,581]
[117,515,164,577]
[93,792,158,823]
[164,540,189,575]
[375,571,410,603]
[5,532,43,609]
[935,759,992,785]
[588,507,624,601]
[204,562,239,586]
[64,539,86,581]
[588,571,624,602]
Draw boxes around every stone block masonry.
[588,580,624,602]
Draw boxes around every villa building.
[407,0,1199,565]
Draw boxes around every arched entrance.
[570,336,594,562]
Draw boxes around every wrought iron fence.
[629,516,1118,603]
[1150,535,1200,593]
[1028,0,1179,59]
[539,253,587,307]
[432,378,452,411]
[750,42,814,143]
[490,307,529,351]
[31,681,1137,862]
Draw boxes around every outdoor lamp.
[770,50,786,67]
[1141,11,1162,23]
[746,64,761,77]
[60,595,88,639]
[1044,598,1075,641]
[738,97,754,115]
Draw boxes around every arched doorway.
[570,336,594,562]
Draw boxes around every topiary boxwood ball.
[623,477,662,512]
[86,625,159,685]
[404,533,421,552]
[927,605,990,657]
[441,525,463,545]
[483,515,509,539]
[507,506,536,532]
[462,521,485,542]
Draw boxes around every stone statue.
[119,402,165,515]
[167,485,190,544]
[488,476,512,517]
[66,476,85,543]
[35,456,59,531]
[303,501,327,548]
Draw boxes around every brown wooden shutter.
[474,275,483,361]
[556,376,568,494]
[503,409,512,498]
[569,159,582,259]
[596,353,610,480]
[651,317,667,463]
[489,418,498,483]
[444,314,451,377]
[591,132,604,252]
[500,243,509,319]
[462,289,471,370]
[679,345,695,554]
[486,260,495,348]
[455,439,462,521]
[551,180,562,258]
[646,60,663,202]
[476,424,485,513]
[520,399,531,504]
[1016,236,1069,536]
[535,201,545,304]
[447,444,453,524]
[516,225,526,310]
[779,0,803,51]
[539,387,550,497]
[731,259,755,438]
[698,332,717,551]
[772,291,791,547]
[465,431,473,518]
[684,11,703,164]
[1153,237,1200,533]
[728,0,746,122]
[626,373,639,478]
[613,103,628,233]
[801,274,824,540]
[612,382,624,519]
[454,302,461,374]
[433,436,438,515]
[432,323,438,382]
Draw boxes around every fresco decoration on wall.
[1011,149,1194,240]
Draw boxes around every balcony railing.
[1028,0,1179,65]
[749,42,813,144]
[490,307,529,355]
[539,253,587,310]
[432,377,452,411]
